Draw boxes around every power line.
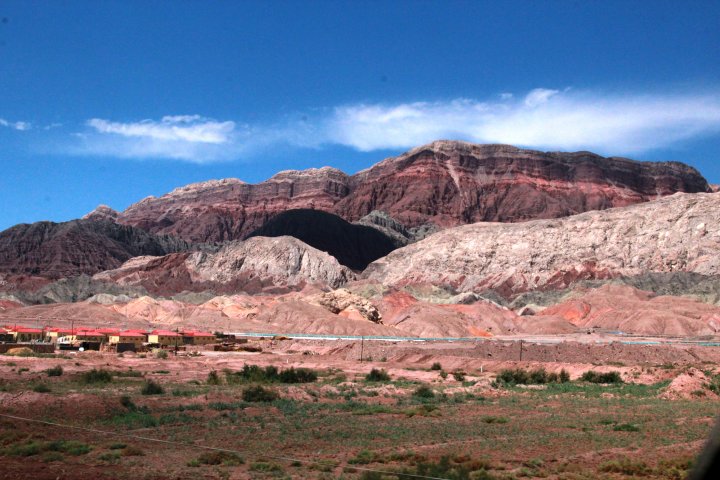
[0,412,452,480]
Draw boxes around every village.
[0,324,218,353]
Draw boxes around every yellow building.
[10,327,44,342]
[181,331,216,346]
[147,330,181,346]
[46,328,74,343]
[75,330,108,343]
[108,332,146,347]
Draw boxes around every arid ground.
[1,339,718,480]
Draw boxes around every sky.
[1,0,719,231]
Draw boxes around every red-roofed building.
[9,327,44,342]
[109,331,147,347]
[148,330,181,346]
[180,331,216,346]
[75,330,107,343]
[46,327,74,343]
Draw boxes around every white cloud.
[79,115,241,162]
[0,118,31,131]
[69,88,720,163]
[523,88,559,107]
[322,89,720,154]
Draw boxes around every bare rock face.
[117,170,350,243]
[307,288,383,323]
[113,141,708,243]
[0,219,191,280]
[94,236,355,295]
[364,192,720,298]
[82,204,120,222]
[334,141,709,229]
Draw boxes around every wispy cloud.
[323,89,720,153]
[69,87,720,163]
[77,115,242,162]
[0,118,31,131]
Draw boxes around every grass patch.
[2,439,92,457]
[599,458,651,475]
[613,423,641,432]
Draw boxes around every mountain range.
[1,140,718,338]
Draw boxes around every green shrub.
[481,416,509,424]
[613,423,640,432]
[121,445,145,456]
[140,380,164,395]
[365,368,391,382]
[430,362,442,371]
[242,385,279,402]
[197,451,244,466]
[413,385,435,399]
[250,461,283,473]
[207,370,221,385]
[81,369,113,384]
[278,367,318,383]
[32,383,51,393]
[155,349,168,359]
[452,371,466,382]
[497,367,572,386]
[599,458,651,475]
[349,449,379,465]
[45,365,63,377]
[580,370,623,384]
[224,364,318,384]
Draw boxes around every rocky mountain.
[364,192,720,299]
[247,209,397,270]
[116,170,350,243]
[0,219,191,280]
[111,141,709,243]
[93,236,354,295]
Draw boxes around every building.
[0,327,14,342]
[10,327,44,342]
[46,328,74,343]
[147,330,181,347]
[181,331,216,346]
[108,331,147,348]
[75,330,108,343]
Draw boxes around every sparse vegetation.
[81,368,113,384]
[32,383,51,393]
[224,364,318,384]
[430,362,442,370]
[140,380,164,395]
[365,368,391,382]
[496,367,571,386]
[44,365,63,376]
[580,370,623,384]
[242,385,279,402]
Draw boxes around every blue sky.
[1,0,719,231]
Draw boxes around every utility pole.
[360,336,364,363]
[519,339,523,361]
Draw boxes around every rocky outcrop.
[82,205,120,222]
[364,192,720,298]
[334,141,709,228]
[0,219,191,280]
[94,236,355,295]
[117,170,350,243]
[307,288,383,323]
[113,141,709,243]
[247,209,397,270]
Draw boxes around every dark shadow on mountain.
[247,209,397,271]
